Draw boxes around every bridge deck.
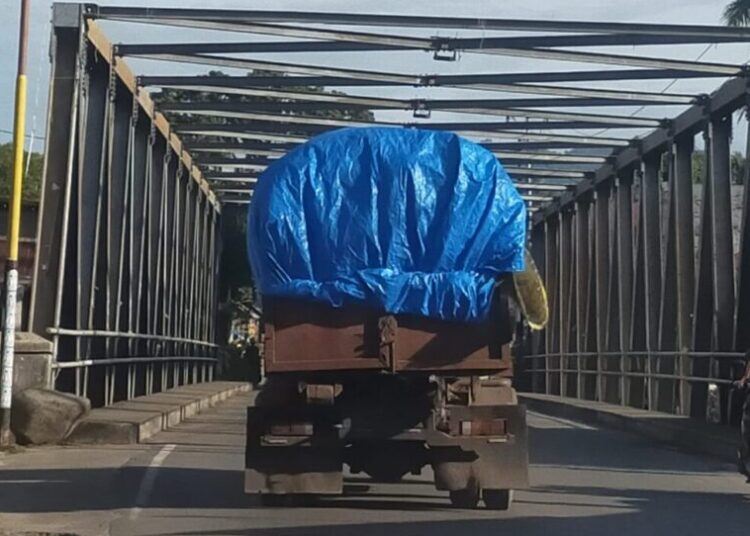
[0,394,747,535]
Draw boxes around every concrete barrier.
[66,381,250,444]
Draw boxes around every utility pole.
[1,0,31,447]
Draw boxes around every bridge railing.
[526,70,750,424]
[52,355,216,406]
[523,351,749,424]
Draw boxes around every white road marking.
[129,444,176,520]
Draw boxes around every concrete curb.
[520,393,740,464]
[66,381,250,445]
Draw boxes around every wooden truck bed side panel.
[264,298,512,374]
[264,299,384,373]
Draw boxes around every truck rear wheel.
[448,485,480,509]
[483,489,513,510]
[260,494,320,507]
[349,441,426,483]
[364,466,410,483]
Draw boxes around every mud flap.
[245,405,344,495]
[245,446,343,494]
[431,404,529,491]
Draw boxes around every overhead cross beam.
[140,68,729,90]
[185,139,620,154]
[90,7,750,38]
[130,52,729,91]
[157,94,666,126]
[195,150,608,167]
[176,122,631,147]
[116,31,750,57]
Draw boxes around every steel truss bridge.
[32,4,749,422]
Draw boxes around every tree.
[0,143,43,202]
[724,0,750,26]
[692,151,705,183]
[691,151,746,184]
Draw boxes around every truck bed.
[262,296,514,374]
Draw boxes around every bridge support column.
[673,136,695,416]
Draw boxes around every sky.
[0,0,747,152]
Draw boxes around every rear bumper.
[245,402,529,493]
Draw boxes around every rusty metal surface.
[264,298,513,374]
[264,299,384,373]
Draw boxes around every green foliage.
[692,152,705,183]
[218,204,255,310]
[153,69,374,142]
[691,151,745,184]
[731,151,746,184]
[0,142,43,202]
[724,0,750,26]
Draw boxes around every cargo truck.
[244,128,544,509]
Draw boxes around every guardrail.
[52,355,216,406]
[523,351,749,424]
[46,328,220,405]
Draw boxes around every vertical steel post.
[673,135,695,415]
[530,224,546,391]
[709,116,735,352]
[657,146,678,412]
[0,0,30,446]
[692,129,713,419]
[616,170,634,406]
[641,155,662,409]
[709,115,735,423]
[559,209,574,397]
[575,196,591,399]
[737,113,750,353]
[594,182,611,402]
[544,216,559,394]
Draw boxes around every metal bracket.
[148,121,157,146]
[298,382,342,405]
[378,315,397,372]
[130,97,140,127]
[107,64,117,102]
[432,39,457,61]
[419,74,437,87]
[412,100,431,119]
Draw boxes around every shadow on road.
[1,417,749,535]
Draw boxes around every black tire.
[364,466,410,483]
[260,494,320,507]
[483,489,513,510]
[449,487,480,509]
[260,494,290,507]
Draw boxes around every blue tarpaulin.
[247,127,526,323]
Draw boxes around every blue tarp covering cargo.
[247,127,526,323]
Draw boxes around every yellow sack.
[511,249,549,331]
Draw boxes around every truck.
[243,127,544,509]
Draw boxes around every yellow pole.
[1,0,30,447]
[8,77,27,262]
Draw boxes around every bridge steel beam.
[89,7,750,40]
[139,69,728,90]
[30,8,221,407]
[737,111,750,354]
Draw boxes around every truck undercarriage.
[244,296,529,509]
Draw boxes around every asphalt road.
[2,393,750,536]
